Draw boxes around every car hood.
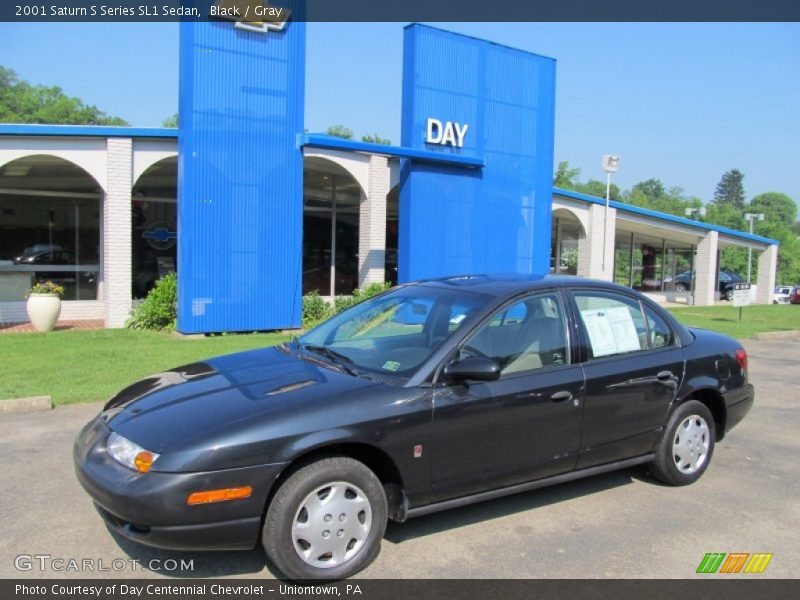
[103,345,382,461]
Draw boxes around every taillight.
[735,348,748,373]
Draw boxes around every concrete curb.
[752,330,800,340]
[0,395,52,415]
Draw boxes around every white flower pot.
[26,294,62,332]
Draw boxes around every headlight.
[107,432,159,473]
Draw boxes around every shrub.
[301,282,392,329]
[126,273,177,331]
[301,291,331,328]
[332,295,356,313]
[352,281,391,302]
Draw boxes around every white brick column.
[577,203,616,281]
[358,155,389,287]
[756,244,778,304]
[103,138,133,327]
[694,230,718,306]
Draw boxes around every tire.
[263,457,388,581]
[675,283,688,293]
[649,400,715,486]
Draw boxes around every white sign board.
[580,306,642,357]
[732,289,751,307]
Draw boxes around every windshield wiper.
[301,344,359,376]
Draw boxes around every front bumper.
[73,416,286,551]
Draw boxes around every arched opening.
[131,156,177,299]
[0,155,102,302]
[551,208,585,275]
[385,184,399,286]
[303,157,363,296]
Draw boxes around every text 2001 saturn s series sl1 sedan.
[74,275,754,580]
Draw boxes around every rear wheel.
[263,457,387,581]
[649,400,715,486]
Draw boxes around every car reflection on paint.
[74,274,754,580]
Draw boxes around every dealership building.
[0,20,779,332]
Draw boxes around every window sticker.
[580,306,641,357]
[382,360,401,372]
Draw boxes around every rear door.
[568,289,684,469]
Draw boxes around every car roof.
[410,273,634,298]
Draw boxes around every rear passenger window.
[644,306,675,349]
[573,292,648,359]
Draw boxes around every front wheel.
[263,457,387,581]
[649,400,715,486]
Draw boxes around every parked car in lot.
[74,274,754,580]
[790,287,800,305]
[773,286,793,304]
[673,269,744,300]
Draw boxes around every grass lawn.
[2,305,798,407]
[668,304,800,340]
[0,329,290,406]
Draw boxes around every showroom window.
[132,157,178,299]
[0,156,100,302]
[303,159,361,296]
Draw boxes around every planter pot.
[26,294,61,332]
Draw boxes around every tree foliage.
[0,66,128,126]
[162,113,178,128]
[714,168,746,210]
[325,125,354,139]
[361,133,391,145]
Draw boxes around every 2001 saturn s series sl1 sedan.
[74,275,754,580]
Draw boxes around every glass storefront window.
[302,163,361,296]
[614,230,695,296]
[0,193,100,302]
[131,198,177,299]
[550,216,582,275]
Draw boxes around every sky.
[1,21,799,202]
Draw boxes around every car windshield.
[297,285,492,379]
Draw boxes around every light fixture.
[601,155,621,272]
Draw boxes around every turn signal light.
[187,486,253,506]
[134,451,155,473]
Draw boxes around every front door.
[430,291,585,502]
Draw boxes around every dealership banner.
[3,0,800,22]
[2,580,798,600]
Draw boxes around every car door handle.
[550,390,573,402]
[656,370,674,382]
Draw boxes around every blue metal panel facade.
[399,24,556,283]
[177,16,305,333]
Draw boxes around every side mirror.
[443,356,501,383]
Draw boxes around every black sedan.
[74,275,754,580]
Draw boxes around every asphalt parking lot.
[1,336,798,580]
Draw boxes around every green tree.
[749,192,797,227]
[162,113,178,128]
[575,179,621,200]
[0,66,128,125]
[361,133,391,145]
[748,192,800,285]
[553,161,581,189]
[713,169,746,210]
[325,125,353,139]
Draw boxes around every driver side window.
[461,293,569,376]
